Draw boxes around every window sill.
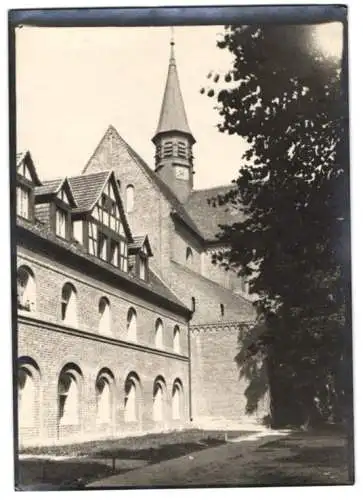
[17,214,32,222]
[55,234,69,242]
[18,313,188,360]
[17,307,36,316]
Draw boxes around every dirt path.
[88,435,285,488]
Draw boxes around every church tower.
[152,34,196,203]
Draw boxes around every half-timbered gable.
[16,151,42,222]
[69,170,132,274]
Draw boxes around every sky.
[15,23,343,189]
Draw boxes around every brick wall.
[171,222,203,275]
[17,246,188,354]
[168,260,256,325]
[190,323,270,425]
[202,246,244,293]
[16,242,190,445]
[18,319,189,446]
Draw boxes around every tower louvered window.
[163,141,173,157]
[177,141,187,158]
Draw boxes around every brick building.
[16,39,269,446]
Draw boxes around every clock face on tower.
[175,166,190,180]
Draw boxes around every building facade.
[15,40,269,447]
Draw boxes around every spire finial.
[169,26,175,64]
[170,26,175,46]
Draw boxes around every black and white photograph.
[9,4,353,491]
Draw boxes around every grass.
[16,461,115,490]
[17,429,253,489]
[20,429,250,457]
[87,428,352,488]
[17,428,352,489]
[248,431,352,485]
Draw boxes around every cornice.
[18,313,189,362]
[191,320,255,333]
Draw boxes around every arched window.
[58,364,82,426]
[186,247,193,265]
[173,326,181,354]
[17,266,36,312]
[99,297,111,335]
[124,372,141,422]
[18,358,40,429]
[153,376,166,422]
[126,185,135,213]
[191,297,196,313]
[127,308,137,341]
[96,369,114,425]
[220,304,225,317]
[155,318,164,349]
[61,283,78,327]
[172,379,183,420]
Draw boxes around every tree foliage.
[203,24,351,427]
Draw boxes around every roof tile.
[185,185,246,242]
[68,171,110,212]
[34,178,63,197]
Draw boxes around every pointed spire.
[153,30,195,142]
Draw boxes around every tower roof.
[153,37,195,143]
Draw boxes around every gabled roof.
[34,177,78,207]
[152,41,195,143]
[81,127,246,245]
[170,259,255,321]
[82,126,204,241]
[184,184,246,243]
[128,235,153,256]
[69,169,132,241]
[16,150,42,186]
[16,152,27,164]
[68,171,110,212]
[35,178,63,196]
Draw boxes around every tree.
[202,24,351,427]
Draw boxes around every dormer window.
[17,185,30,219]
[139,254,147,280]
[110,240,120,267]
[34,178,77,240]
[53,197,72,240]
[128,235,152,282]
[97,231,108,261]
[120,240,128,273]
[55,208,67,239]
